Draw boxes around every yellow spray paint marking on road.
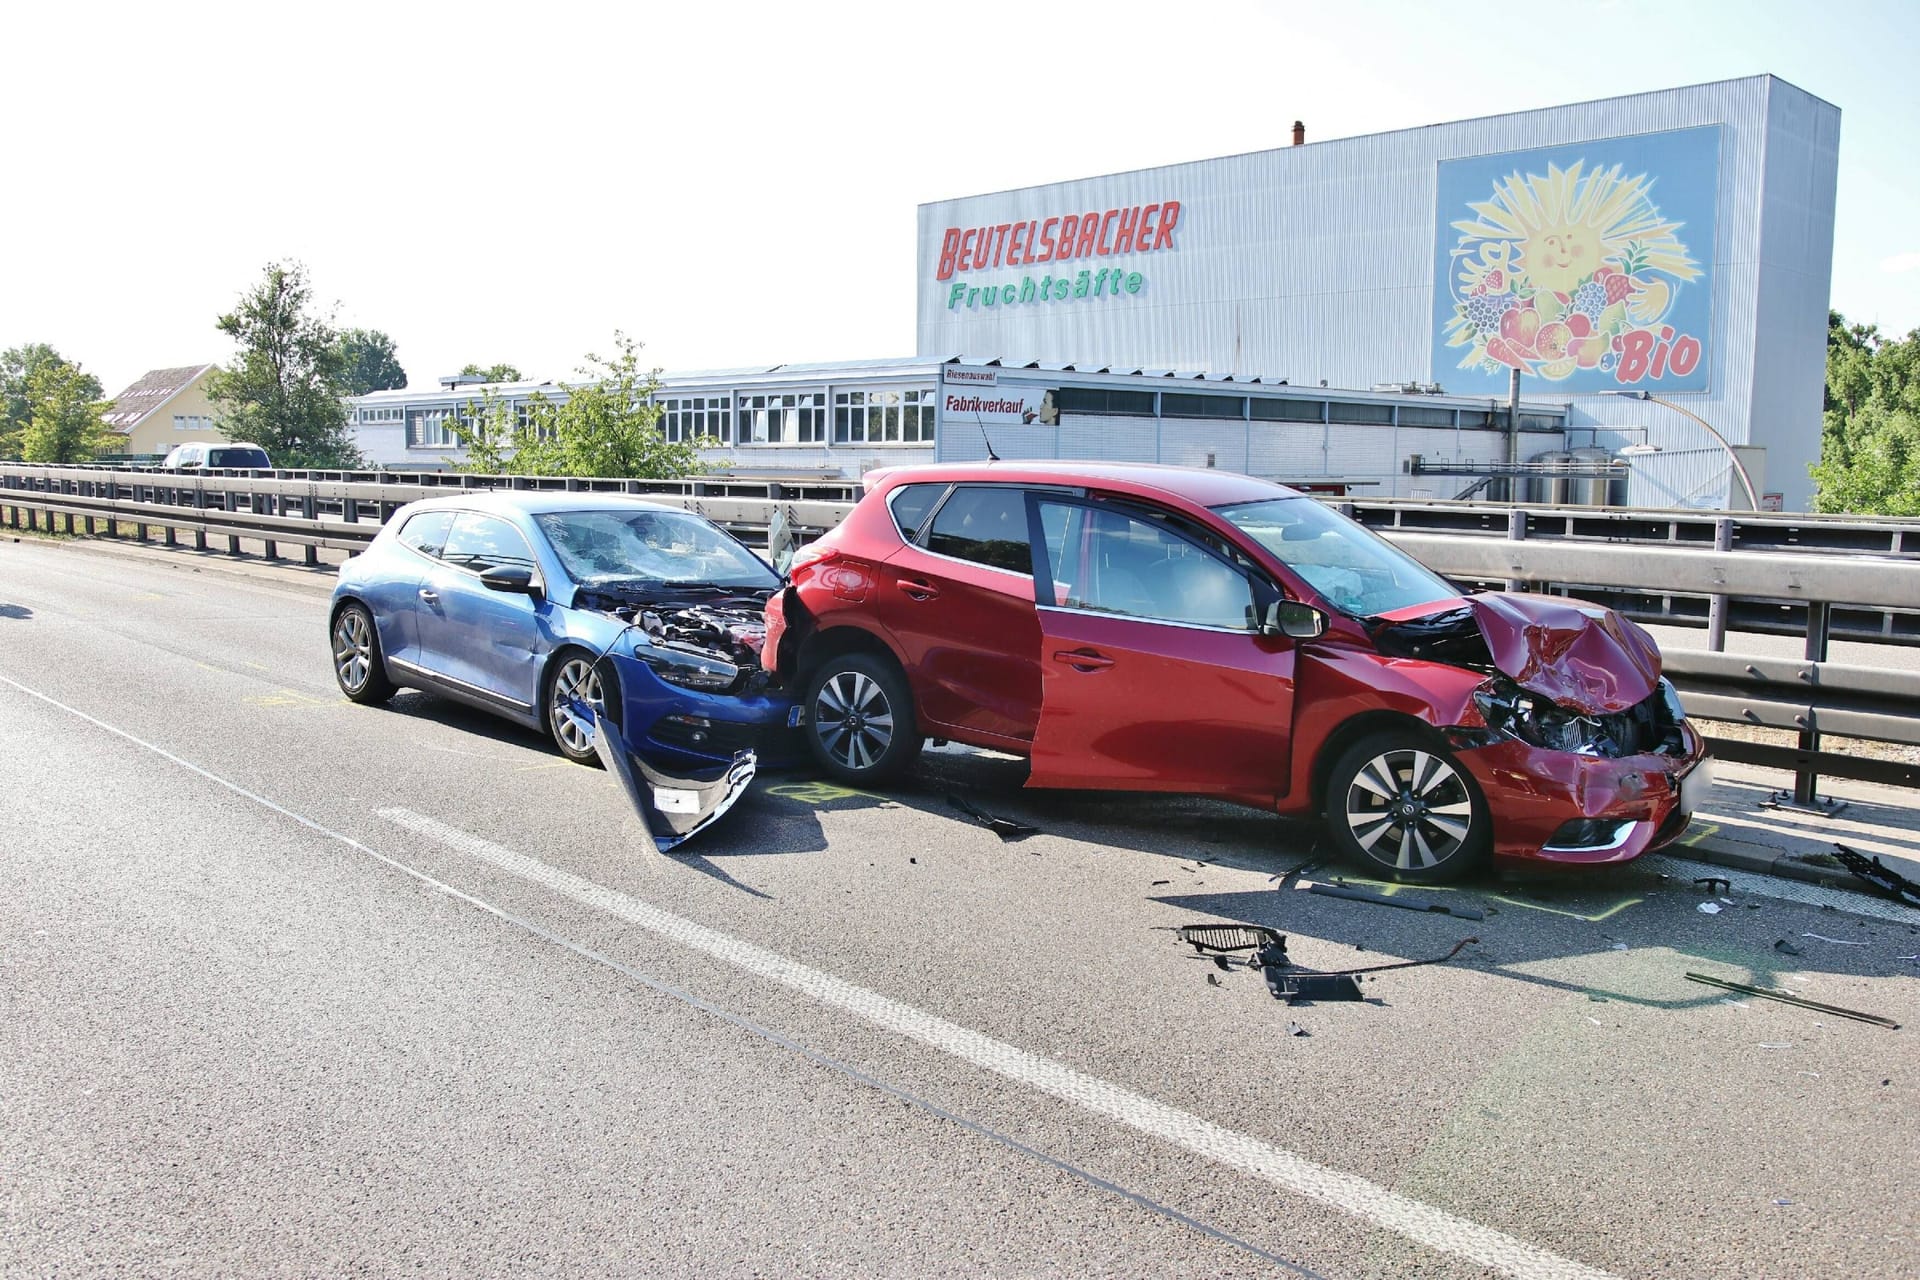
[765,780,884,805]
[244,689,338,710]
[1318,871,1643,923]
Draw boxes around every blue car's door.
[413,512,547,710]
[377,509,457,665]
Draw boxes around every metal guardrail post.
[1794,601,1833,807]
[1504,508,1526,592]
[302,492,319,566]
[1706,518,1732,651]
[194,483,209,551]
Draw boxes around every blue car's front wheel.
[545,650,604,765]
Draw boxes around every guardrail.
[5,463,1916,802]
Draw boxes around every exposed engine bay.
[576,584,772,694]
[1370,592,1686,760]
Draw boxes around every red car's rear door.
[1024,495,1296,802]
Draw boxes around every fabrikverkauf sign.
[933,200,1182,311]
[941,369,1047,424]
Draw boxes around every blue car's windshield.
[1212,497,1457,618]
[536,508,779,590]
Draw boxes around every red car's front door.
[1024,496,1296,804]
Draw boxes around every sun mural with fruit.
[1432,127,1720,394]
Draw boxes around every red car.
[763,462,1707,882]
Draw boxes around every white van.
[160,442,273,470]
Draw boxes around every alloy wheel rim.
[334,611,371,692]
[552,659,602,755]
[814,671,894,770]
[1344,748,1474,871]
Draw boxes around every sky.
[4,0,1917,397]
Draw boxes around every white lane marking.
[1645,854,1918,926]
[380,806,1619,1280]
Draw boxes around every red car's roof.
[864,461,1298,508]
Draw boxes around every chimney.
[1291,120,1305,146]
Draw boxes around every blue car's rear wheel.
[545,650,604,765]
[331,603,395,705]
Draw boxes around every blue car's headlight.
[636,644,739,692]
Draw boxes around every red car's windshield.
[1213,497,1456,618]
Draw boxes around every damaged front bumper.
[1450,722,1710,865]
[584,646,788,851]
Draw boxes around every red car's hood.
[1468,593,1661,713]
[1376,593,1662,714]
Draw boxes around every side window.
[440,513,538,575]
[886,482,948,543]
[1037,501,1254,630]
[397,510,456,559]
[925,486,1032,575]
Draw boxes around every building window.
[1395,405,1455,427]
[1327,402,1394,425]
[739,391,827,445]
[1161,393,1245,419]
[834,388,935,444]
[406,409,460,448]
[1456,410,1495,429]
[660,396,733,444]
[1053,387,1155,417]
[1518,412,1563,432]
[173,414,213,431]
[1249,398,1325,422]
[356,406,403,425]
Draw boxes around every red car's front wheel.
[1325,733,1490,883]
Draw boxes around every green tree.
[335,328,408,395]
[1813,311,1920,515]
[455,334,703,480]
[3,343,102,458]
[206,262,364,469]
[459,362,523,382]
[20,360,114,463]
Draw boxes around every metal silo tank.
[1527,450,1574,505]
[1568,447,1621,506]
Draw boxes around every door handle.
[895,579,940,601]
[1052,648,1113,672]
[418,589,439,604]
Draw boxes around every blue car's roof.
[396,490,683,517]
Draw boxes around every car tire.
[544,649,605,766]
[1324,731,1490,884]
[331,602,396,705]
[803,653,921,785]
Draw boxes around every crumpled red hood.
[1468,593,1662,714]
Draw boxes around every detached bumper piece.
[1172,926,1476,1005]
[592,705,756,852]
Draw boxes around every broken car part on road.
[1683,973,1900,1030]
[947,794,1041,842]
[1831,844,1920,908]
[590,650,758,851]
[1299,880,1486,921]
[1172,925,1478,1005]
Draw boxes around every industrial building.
[350,75,1837,509]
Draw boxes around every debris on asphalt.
[1171,924,1477,1005]
[1174,923,1286,959]
[1286,1021,1309,1037]
[1302,881,1485,921]
[1609,941,1630,951]
[1206,973,1223,987]
[1772,1198,1793,1207]
[1831,844,1920,908]
[1774,939,1805,957]
[1268,971,1365,1003]
[1274,853,1326,890]
[1683,973,1901,1030]
[1151,879,1171,887]
[1694,876,1732,895]
[1758,1042,1791,1049]
[947,794,1040,843]
[1697,902,1722,915]
[1800,932,1868,946]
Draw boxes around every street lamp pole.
[1600,390,1761,510]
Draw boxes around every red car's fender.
[1278,642,1488,817]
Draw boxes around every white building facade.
[917,76,1840,510]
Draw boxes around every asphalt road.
[2,535,1917,1280]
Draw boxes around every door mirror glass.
[1264,600,1327,639]
[480,565,542,597]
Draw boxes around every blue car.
[328,492,798,843]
